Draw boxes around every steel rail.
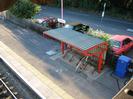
[0,78,18,99]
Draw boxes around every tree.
[9,0,41,19]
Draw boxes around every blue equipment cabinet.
[115,55,131,78]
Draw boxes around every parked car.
[73,23,89,33]
[35,17,57,28]
[109,35,133,55]
[64,23,90,33]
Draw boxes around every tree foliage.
[54,0,98,10]
[52,0,133,19]
[9,0,41,19]
[53,0,133,10]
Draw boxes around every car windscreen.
[109,39,121,48]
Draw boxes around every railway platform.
[0,41,73,99]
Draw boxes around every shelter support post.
[61,42,65,54]
[98,53,103,74]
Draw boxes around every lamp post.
[61,0,64,19]
[58,0,66,26]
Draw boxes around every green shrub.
[87,28,112,41]
[9,0,41,19]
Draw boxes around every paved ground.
[35,6,133,36]
[0,20,126,99]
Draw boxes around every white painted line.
[127,28,133,32]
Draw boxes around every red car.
[109,35,133,55]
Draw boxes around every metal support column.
[61,42,65,54]
[98,53,103,73]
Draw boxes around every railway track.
[0,59,41,99]
[0,73,22,99]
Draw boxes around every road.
[35,6,133,36]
